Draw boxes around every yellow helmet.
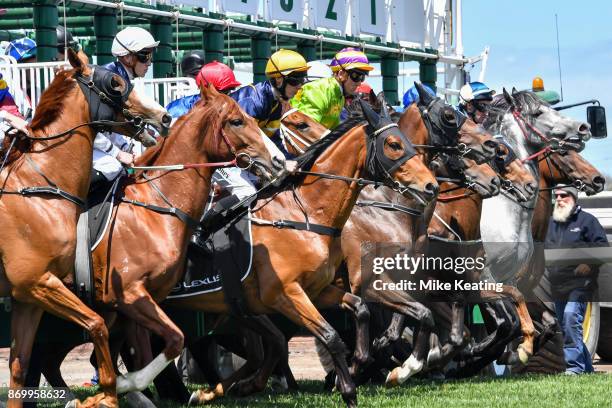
[265,49,308,78]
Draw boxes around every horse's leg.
[267,282,356,408]
[113,282,184,393]
[12,274,117,408]
[8,302,43,408]
[372,312,406,352]
[314,285,371,375]
[468,301,514,357]
[189,316,274,404]
[481,287,535,363]
[426,301,470,369]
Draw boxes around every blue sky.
[462,0,612,173]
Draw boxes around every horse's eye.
[110,76,123,90]
[229,119,243,127]
[389,142,403,151]
[296,122,309,130]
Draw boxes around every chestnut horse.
[165,106,438,407]
[83,84,281,394]
[0,49,170,408]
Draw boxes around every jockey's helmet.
[112,27,159,57]
[196,61,241,93]
[459,82,495,104]
[265,49,309,79]
[330,48,374,73]
[307,61,333,80]
[181,50,205,78]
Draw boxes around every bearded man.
[545,186,608,374]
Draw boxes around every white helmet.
[307,60,333,80]
[111,27,159,57]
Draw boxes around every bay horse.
[0,49,170,408]
[164,104,438,407]
[421,136,538,377]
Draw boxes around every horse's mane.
[0,68,78,165]
[294,115,366,172]
[30,68,77,131]
[133,94,229,173]
[485,90,547,130]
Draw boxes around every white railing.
[0,58,197,114]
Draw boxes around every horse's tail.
[314,338,335,374]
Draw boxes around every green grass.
[5,374,612,408]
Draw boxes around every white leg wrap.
[116,353,173,394]
[395,355,424,384]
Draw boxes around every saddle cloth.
[167,210,253,299]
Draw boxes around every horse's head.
[543,150,605,196]
[494,89,590,151]
[490,137,538,202]
[199,84,281,181]
[360,100,438,205]
[67,48,171,146]
[399,83,498,165]
[430,153,500,198]
[279,108,328,155]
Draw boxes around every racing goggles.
[347,70,367,83]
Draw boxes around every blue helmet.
[459,82,494,104]
[403,83,435,108]
[5,37,37,62]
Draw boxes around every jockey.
[458,81,495,124]
[90,27,159,193]
[291,47,374,129]
[181,50,205,78]
[403,83,435,109]
[195,50,310,236]
[166,61,241,119]
[230,49,309,149]
[55,26,79,61]
[306,60,333,81]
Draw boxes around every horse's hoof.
[385,368,400,388]
[269,374,289,392]
[189,389,218,406]
[518,345,531,365]
[426,347,442,368]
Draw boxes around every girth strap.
[120,197,200,229]
[250,216,342,237]
[356,200,423,217]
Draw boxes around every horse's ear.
[511,86,518,95]
[359,98,380,127]
[414,82,434,106]
[67,48,86,72]
[200,83,218,102]
[377,93,390,119]
[503,87,516,109]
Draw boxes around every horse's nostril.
[484,140,499,151]
[425,183,439,198]
[593,176,606,189]
[578,123,590,134]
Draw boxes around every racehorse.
[279,85,503,386]
[165,103,438,407]
[420,137,538,377]
[475,89,592,367]
[0,49,170,408]
[86,83,282,394]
